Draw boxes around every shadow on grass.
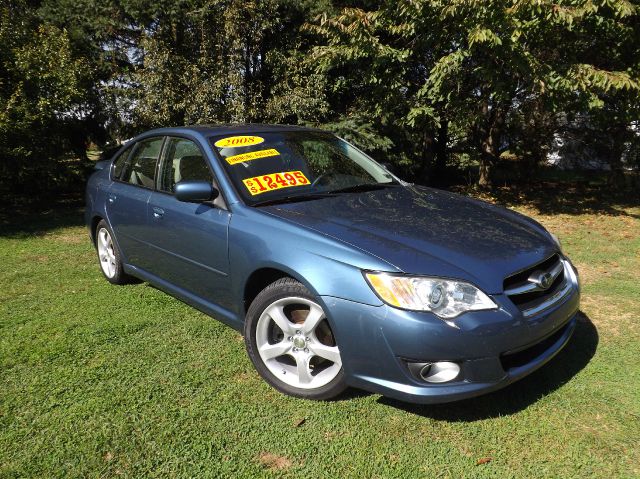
[0,194,85,238]
[472,181,639,218]
[377,312,598,421]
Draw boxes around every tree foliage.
[0,0,638,194]
[1,0,87,193]
[307,0,640,185]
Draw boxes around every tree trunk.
[433,120,449,182]
[478,159,492,188]
[478,103,506,189]
[479,133,497,188]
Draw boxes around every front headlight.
[364,272,497,319]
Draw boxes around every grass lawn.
[1,186,639,478]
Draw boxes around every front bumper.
[321,268,580,404]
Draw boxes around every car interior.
[126,156,157,188]
[174,155,212,186]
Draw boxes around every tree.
[42,0,334,133]
[0,0,86,194]
[306,0,640,187]
[2,0,638,195]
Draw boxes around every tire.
[244,278,347,400]
[94,220,131,285]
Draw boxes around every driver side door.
[145,136,233,311]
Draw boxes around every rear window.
[120,137,164,188]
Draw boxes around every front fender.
[228,207,393,314]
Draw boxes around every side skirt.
[124,264,244,332]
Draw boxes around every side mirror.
[175,181,219,203]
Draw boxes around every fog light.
[420,361,460,383]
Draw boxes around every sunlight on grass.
[1,204,638,478]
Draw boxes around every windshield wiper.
[252,192,335,207]
[327,182,400,194]
[252,182,401,206]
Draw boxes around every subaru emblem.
[529,271,553,290]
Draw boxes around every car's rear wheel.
[245,278,347,400]
[94,220,130,285]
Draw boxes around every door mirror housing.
[175,181,219,203]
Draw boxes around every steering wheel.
[311,172,338,188]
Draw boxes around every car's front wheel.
[244,278,347,400]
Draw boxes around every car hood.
[260,185,556,294]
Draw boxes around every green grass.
[1,193,639,478]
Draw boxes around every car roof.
[142,123,326,138]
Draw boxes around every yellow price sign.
[243,171,310,196]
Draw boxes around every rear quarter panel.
[85,166,114,239]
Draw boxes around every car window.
[158,137,213,193]
[122,137,164,188]
[111,145,133,180]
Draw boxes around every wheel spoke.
[310,343,341,366]
[99,230,109,249]
[295,354,313,385]
[260,341,291,360]
[266,305,295,335]
[302,304,324,335]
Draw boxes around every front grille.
[500,321,570,371]
[509,270,565,308]
[504,254,569,315]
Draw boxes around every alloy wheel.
[97,227,117,278]
[255,297,342,389]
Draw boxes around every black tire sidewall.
[244,278,347,401]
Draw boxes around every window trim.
[110,143,135,182]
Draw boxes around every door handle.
[152,207,164,218]
[108,193,116,204]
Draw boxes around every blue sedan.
[85,124,580,403]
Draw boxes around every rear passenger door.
[145,136,233,310]
[106,136,164,268]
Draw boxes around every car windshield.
[210,131,398,205]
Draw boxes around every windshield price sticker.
[225,148,280,165]
[243,171,310,195]
[214,136,264,148]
